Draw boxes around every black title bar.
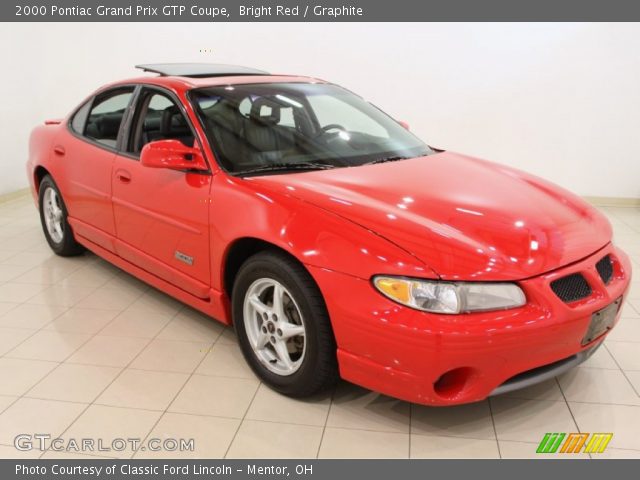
[4,459,640,480]
[5,0,640,22]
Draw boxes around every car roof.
[102,63,326,92]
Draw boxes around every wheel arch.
[222,237,311,301]
[33,165,51,193]
[227,236,339,396]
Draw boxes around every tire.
[38,175,84,257]
[232,250,338,397]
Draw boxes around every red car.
[27,64,631,405]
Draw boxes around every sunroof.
[135,63,269,78]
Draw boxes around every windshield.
[189,82,432,174]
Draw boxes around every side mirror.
[398,120,410,131]
[140,140,208,171]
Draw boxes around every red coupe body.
[27,67,632,405]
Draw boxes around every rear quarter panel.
[27,123,61,204]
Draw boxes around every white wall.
[1,22,639,198]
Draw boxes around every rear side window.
[83,89,134,148]
[70,101,91,134]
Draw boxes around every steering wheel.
[314,124,347,139]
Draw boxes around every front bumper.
[308,243,632,406]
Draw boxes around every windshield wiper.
[363,156,412,166]
[238,162,337,176]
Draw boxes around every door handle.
[115,169,132,184]
[53,145,65,156]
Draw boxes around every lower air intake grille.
[596,255,614,285]
[550,273,592,303]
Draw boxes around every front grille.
[596,255,614,285]
[550,273,592,303]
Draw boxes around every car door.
[58,87,135,252]
[111,86,212,299]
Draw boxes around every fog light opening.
[433,367,477,399]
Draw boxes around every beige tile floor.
[0,194,639,459]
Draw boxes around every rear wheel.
[38,175,83,256]
[232,251,338,397]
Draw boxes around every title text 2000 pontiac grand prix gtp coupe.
[27,64,631,405]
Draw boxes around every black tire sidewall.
[38,176,80,256]
[232,253,334,395]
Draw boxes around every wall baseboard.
[584,196,640,208]
[0,188,638,208]
[0,188,30,204]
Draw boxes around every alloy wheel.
[242,278,306,376]
[42,186,64,243]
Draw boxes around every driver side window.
[128,90,195,155]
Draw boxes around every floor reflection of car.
[27,64,631,405]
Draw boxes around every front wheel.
[232,251,338,397]
[38,175,83,256]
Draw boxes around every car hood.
[247,152,611,280]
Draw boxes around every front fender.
[209,173,435,293]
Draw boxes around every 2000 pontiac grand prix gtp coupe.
[27,64,632,405]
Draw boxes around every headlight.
[373,276,526,314]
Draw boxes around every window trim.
[66,84,137,155]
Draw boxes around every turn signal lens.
[373,276,526,314]
[373,277,411,303]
